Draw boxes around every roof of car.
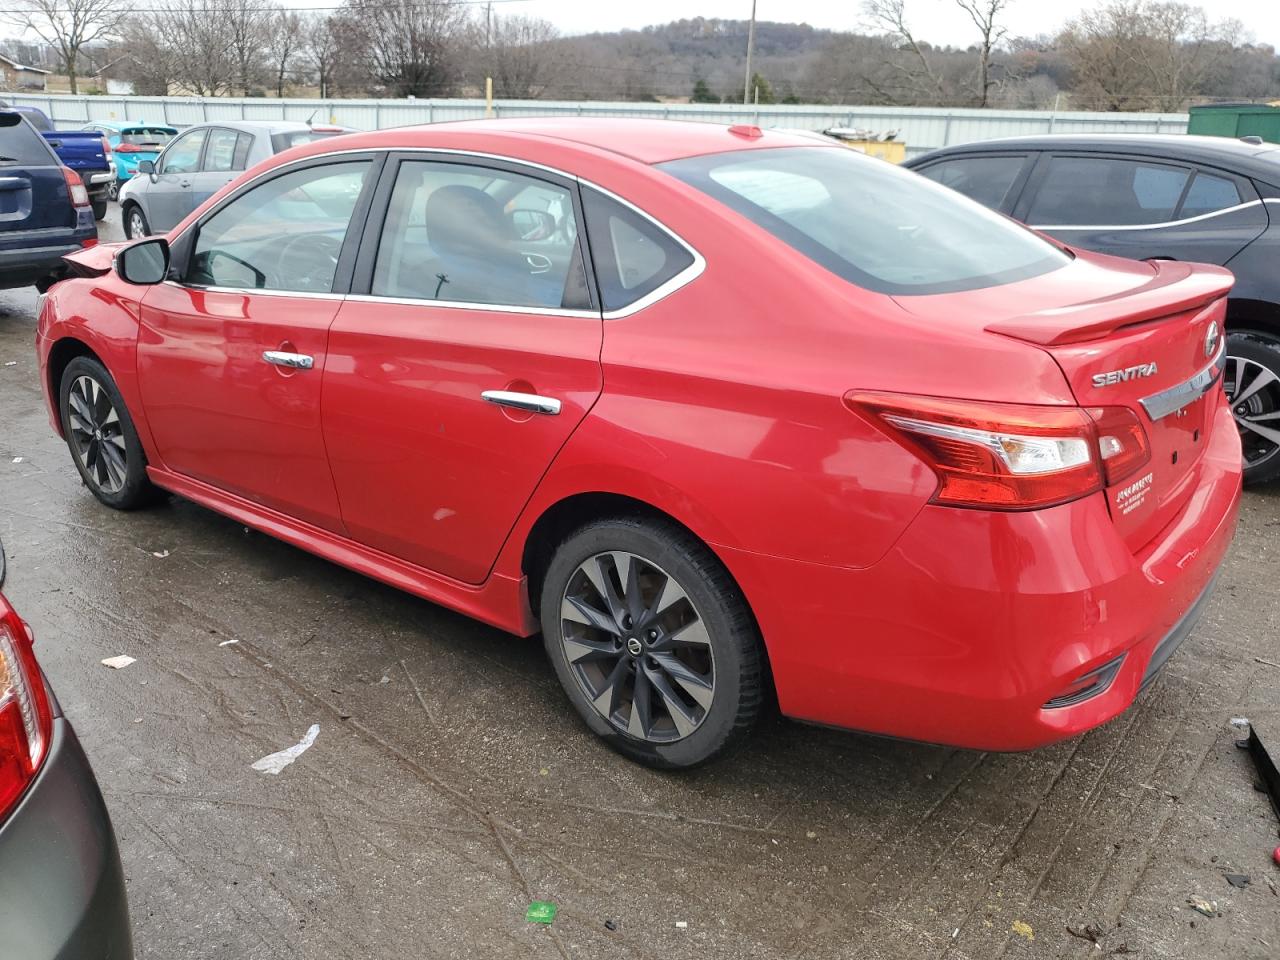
[184,119,337,134]
[328,118,828,165]
[907,133,1280,183]
[92,120,178,130]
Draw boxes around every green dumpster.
[1188,102,1280,144]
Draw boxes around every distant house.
[0,53,49,91]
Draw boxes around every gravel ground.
[0,207,1277,959]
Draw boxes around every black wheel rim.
[560,551,715,743]
[1224,354,1280,470]
[68,375,127,494]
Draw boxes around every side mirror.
[136,159,154,175]
[116,237,169,285]
[509,208,557,241]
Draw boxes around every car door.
[136,154,381,533]
[913,152,1035,214]
[322,154,603,584]
[1013,152,1268,265]
[189,126,246,210]
[146,127,207,231]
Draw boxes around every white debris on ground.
[101,655,136,669]
[251,723,320,775]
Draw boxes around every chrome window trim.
[168,144,705,319]
[1139,338,1227,421]
[1032,197,1280,232]
[163,281,347,301]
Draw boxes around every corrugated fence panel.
[6,93,1190,156]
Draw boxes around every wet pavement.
[1,207,1279,958]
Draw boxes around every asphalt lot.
[1,208,1278,959]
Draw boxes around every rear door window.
[203,128,240,173]
[916,155,1028,210]
[1026,156,1191,226]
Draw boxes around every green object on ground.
[526,901,557,924]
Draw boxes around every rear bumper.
[0,718,133,959]
[0,222,96,289]
[721,398,1243,751]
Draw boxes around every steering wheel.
[276,234,343,292]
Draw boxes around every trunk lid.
[895,252,1233,550]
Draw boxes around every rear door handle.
[263,350,314,370]
[481,390,560,415]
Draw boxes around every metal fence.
[6,93,1191,157]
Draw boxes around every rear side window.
[581,188,694,312]
[1026,156,1190,226]
[17,110,51,133]
[232,133,252,170]
[1180,172,1242,217]
[270,130,345,153]
[662,146,1067,296]
[0,113,54,165]
[917,155,1026,209]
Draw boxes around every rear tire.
[107,180,120,201]
[58,356,164,510]
[1225,330,1280,485]
[540,516,764,769]
[123,203,149,239]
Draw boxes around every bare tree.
[300,13,340,98]
[954,0,1013,106]
[480,14,561,98]
[861,0,946,102]
[265,7,303,97]
[339,0,470,98]
[150,0,235,96]
[4,0,125,94]
[1060,0,1237,110]
[224,0,274,96]
[116,20,180,95]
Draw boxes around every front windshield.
[660,146,1069,296]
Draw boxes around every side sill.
[146,467,537,636]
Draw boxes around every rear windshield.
[0,113,55,165]
[270,130,346,153]
[15,109,51,133]
[121,128,175,146]
[660,146,1069,295]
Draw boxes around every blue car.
[80,121,177,200]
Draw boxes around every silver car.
[118,119,354,238]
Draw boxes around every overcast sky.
[490,0,1280,46]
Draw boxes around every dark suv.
[905,135,1280,484]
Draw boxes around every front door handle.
[263,350,314,370]
[481,390,560,415]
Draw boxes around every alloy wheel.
[67,375,128,494]
[560,551,715,743]
[1224,354,1280,471]
[128,209,146,238]
[107,180,119,201]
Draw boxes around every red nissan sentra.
[35,120,1242,768]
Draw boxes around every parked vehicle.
[0,110,96,291]
[38,120,1241,768]
[0,538,133,958]
[9,106,114,219]
[905,134,1280,484]
[119,119,354,239]
[81,121,176,201]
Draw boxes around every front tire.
[91,199,107,221]
[540,516,764,769]
[1225,331,1280,485]
[58,356,164,510]
[123,203,150,239]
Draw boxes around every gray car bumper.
[0,717,133,959]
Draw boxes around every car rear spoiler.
[986,261,1235,346]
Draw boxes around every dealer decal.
[1115,472,1154,515]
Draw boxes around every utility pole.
[742,0,757,106]
[486,1,493,48]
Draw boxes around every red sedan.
[36,120,1241,768]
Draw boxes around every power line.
[0,0,529,11]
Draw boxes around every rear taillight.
[1086,406,1151,485]
[100,135,112,158]
[848,391,1148,510]
[113,142,140,153]
[0,597,52,820]
[62,167,89,208]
